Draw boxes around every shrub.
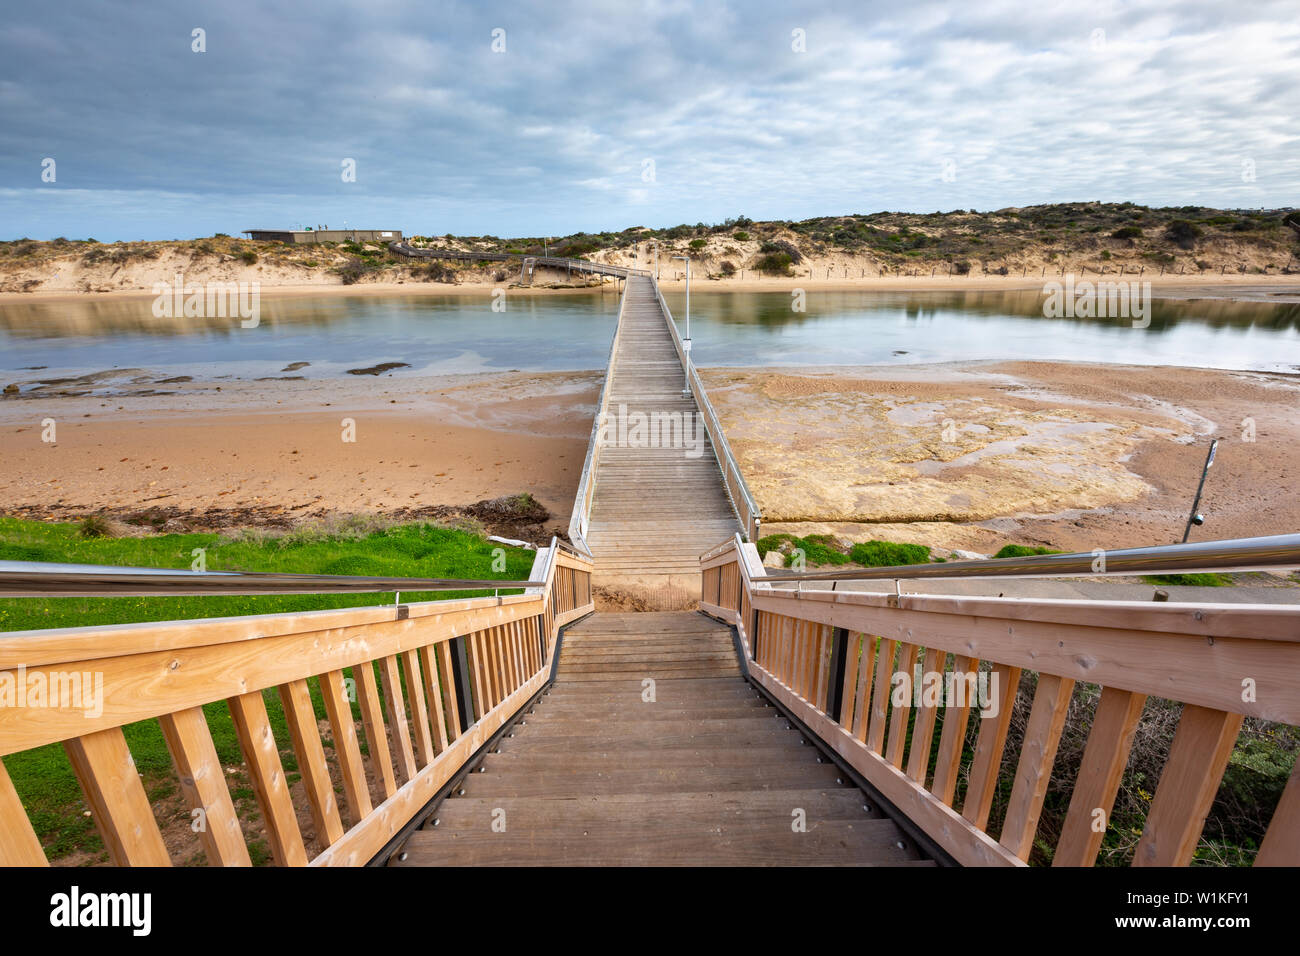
[337,258,369,285]
[950,260,971,275]
[732,231,750,241]
[848,540,932,567]
[753,252,793,276]
[688,238,706,250]
[1164,219,1201,250]
[719,261,736,276]
[239,250,258,265]
[1111,225,1143,240]
[993,544,1063,559]
[77,515,112,538]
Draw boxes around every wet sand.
[0,371,599,535]
[1,358,1296,556]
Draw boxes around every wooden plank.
[65,727,171,866]
[839,632,861,730]
[401,651,436,768]
[1054,687,1146,867]
[749,590,1300,725]
[380,656,417,786]
[852,635,877,741]
[813,624,830,711]
[886,643,920,768]
[436,641,462,740]
[906,647,943,784]
[749,661,1024,867]
[1256,759,1300,866]
[1134,704,1243,866]
[312,667,550,866]
[0,595,547,756]
[931,655,977,806]
[228,692,308,866]
[0,760,46,865]
[278,678,345,847]
[867,639,897,754]
[419,645,450,754]
[467,630,489,721]
[961,663,1022,830]
[159,706,251,865]
[999,674,1075,860]
[0,593,542,672]
[320,669,372,827]
[353,662,397,799]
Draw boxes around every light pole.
[672,255,691,395]
[649,240,660,280]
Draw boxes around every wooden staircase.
[390,611,933,866]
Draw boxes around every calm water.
[1,289,1298,381]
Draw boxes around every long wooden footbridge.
[1,274,1298,867]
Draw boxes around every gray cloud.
[1,0,1297,240]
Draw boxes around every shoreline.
[3,359,1297,558]
[4,273,1300,305]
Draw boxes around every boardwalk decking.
[584,276,740,576]
[391,612,932,866]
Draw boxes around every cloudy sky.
[2,0,1297,241]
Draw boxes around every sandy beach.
[0,371,600,537]
[2,347,1296,556]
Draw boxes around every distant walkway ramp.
[569,275,759,580]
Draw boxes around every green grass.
[0,516,536,862]
[0,516,535,633]
[755,533,850,568]
[1141,572,1233,587]
[848,540,934,567]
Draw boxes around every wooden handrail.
[699,533,1300,867]
[0,542,595,866]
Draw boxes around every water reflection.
[1,289,1297,377]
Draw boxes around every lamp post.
[672,255,691,396]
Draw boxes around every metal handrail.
[650,276,762,538]
[566,275,633,556]
[752,533,1300,583]
[0,560,544,597]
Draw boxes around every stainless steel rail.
[0,560,543,598]
[756,533,1300,583]
[650,276,762,540]
[566,277,633,557]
